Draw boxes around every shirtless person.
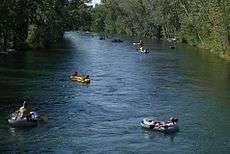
[18,101,30,119]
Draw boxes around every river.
[0,32,229,153]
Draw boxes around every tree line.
[0,0,91,52]
[1,0,229,57]
[91,0,230,56]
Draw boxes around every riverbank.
[219,52,230,61]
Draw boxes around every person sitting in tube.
[73,72,78,76]
[17,101,30,119]
[84,75,89,79]
[139,40,144,48]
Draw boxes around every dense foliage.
[65,0,92,31]
[0,0,91,51]
[91,0,230,55]
[1,0,229,57]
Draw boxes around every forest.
[0,0,229,59]
[91,0,230,58]
[0,0,91,51]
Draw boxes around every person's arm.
[17,107,22,117]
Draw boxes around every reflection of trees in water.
[0,34,76,104]
[227,65,230,86]
[177,46,230,96]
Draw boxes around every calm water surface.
[0,32,229,153]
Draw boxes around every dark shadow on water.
[141,128,179,142]
[69,79,91,87]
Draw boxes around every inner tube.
[170,45,175,49]
[8,111,39,127]
[140,118,179,133]
[139,48,149,53]
[70,75,90,83]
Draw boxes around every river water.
[0,32,229,153]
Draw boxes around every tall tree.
[91,0,230,55]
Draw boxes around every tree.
[91,0,230,55]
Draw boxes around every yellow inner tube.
[70,75,90,83]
